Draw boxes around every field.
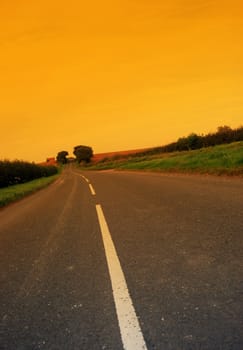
[88,141,243,176]
[92,148,149,163]
[0,174,59,207]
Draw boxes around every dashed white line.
[79,174,90,183]
[74,172,96,195]
[96,204,147,350]
[89,184,96,195]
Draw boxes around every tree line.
[0,160,58,188]
[132,125,243,158]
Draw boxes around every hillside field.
[88,142,243,176]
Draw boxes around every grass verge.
[0,174,60,208]
[87,141,243,176]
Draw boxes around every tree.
[216,125,232,144]
[186,133,203,150]
[73,145,93,163]
[176,136,189,151]
[217,125,232,134]
[56,151,69,164]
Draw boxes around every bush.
[0,160,58,188]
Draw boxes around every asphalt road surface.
[1,166,243,350]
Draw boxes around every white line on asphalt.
[79,174,90,183]
[74,173,95,194]
[96,204,147,350]
[80,175,89,184]
[89,184,96,195]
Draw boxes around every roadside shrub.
[0,160,58,188]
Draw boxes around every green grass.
[87,141,243,176]
[0,174,60,208]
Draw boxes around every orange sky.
[1,0,242,162]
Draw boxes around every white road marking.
[79,174,90,183]
[73,172,95,194]
[89,184,96,195]
[96,204,147,350]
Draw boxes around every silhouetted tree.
[217,125,232,134]
[186,133,203,150]
[73,145,93,163]
[56,151,69,164]
[214,125,232,144]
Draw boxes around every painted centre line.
[89,183,96,195]
[96,204,147,350]
[76,173,96,195]
[80,174,90,183]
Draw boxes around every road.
[0,166,243,350]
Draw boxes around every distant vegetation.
[56,151,69,164]
[73,145,93,163]
[149,125,243,154]
[88,142,243,176]
[126,125,243,159]
[0,160,58,188]
[86,125,243,176]
[56,145,93,164]
[91,125,243,163]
